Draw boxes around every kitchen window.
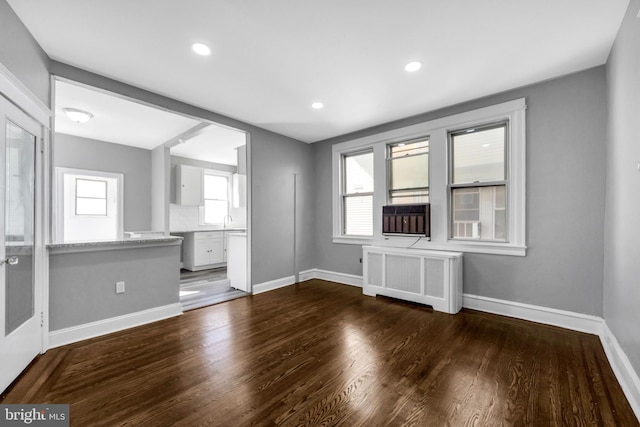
[55,168,123,242]
[202,172,230,225]
[75,178,107,216]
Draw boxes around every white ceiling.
[55,80,246,165]
[9,0,630,143]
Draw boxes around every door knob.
[2,256,19,266]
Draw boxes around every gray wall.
[0,0,50,104]
[250,131,316,283]
[50,62,316,285]
[314,67,607,316]
[604,0,640,376]
[54,133,153,232]
[49,243,181,330]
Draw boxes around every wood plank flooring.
[2,280,637,426]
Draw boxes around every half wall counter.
[47,236,183,348]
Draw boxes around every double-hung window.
[387,138,429,204]
[75,178,108,216]
[342,150,374,236]
[203,173,230,225]
[332,98,525,254]
[449,122,507,241]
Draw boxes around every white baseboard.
[299,268,363,287]
[253,275,296,295]
[462,293,603,335]
[600,322,640,421]
[48,303,183,349]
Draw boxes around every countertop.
[48,235,183,253]
[170,228,246,233]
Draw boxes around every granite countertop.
[47,235,183,252]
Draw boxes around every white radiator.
[363,246,463,314]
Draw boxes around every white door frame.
[0,63,52,389]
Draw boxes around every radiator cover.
[363,246,463,314]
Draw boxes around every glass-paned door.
[0,96,42,393]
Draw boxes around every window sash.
[203,173,230,224]
[343,193,373,236]
[75,178,108,216]
[341,150,374,236]
[450,122,507,186]
[387,138,429,205]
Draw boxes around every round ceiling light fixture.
[311,102,324,109]
[404,61,422,72]
[62,108,93,123]
[192,43,211,56]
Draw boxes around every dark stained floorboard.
[2,279,637,426]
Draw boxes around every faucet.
[223,214,233,228]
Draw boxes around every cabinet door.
[209,237,225,264]
[194,239,211,266]
[177,165,203,205]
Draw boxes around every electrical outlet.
[116,281,125,294]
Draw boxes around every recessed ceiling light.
[311,102,324,109]
[192,43,211,56]
[404,61,422,72]
[482,143,491,148]
[62,108,93,123]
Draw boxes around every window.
[203,173,229,224]
[332,98,525,255]
[387,138,429,204]
[75,178,107,216]
[56,168,123,242]
[450,123,507,242]
[342,151,374,236]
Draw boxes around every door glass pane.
[5,121,36,335]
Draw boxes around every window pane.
[390,139,428,158]
[389,189,429,205]
[76,179,106,198]
[204,175,228,200]
[76,198,107,215]
[203,200,228,224]
[452,125,505,184]
[390,154,428,190]
[451,185,506,241]
[344,152,373,193]
[344,195,372,236]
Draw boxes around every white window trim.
[332,98,526,256]
[200,169,232,226]
[54,167,124,243]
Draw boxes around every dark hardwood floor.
[2,280,637,426]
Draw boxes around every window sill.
[364,235,527,256]
[332,235,374,246]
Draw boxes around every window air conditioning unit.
[382,204,430,237]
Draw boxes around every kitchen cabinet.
[176,164,203,206]
[227,232,247,291]
[182,231,225,271]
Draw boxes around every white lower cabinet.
[363,246,463,314]
[182,231,226,271]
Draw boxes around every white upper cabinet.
[176,164,203,206]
